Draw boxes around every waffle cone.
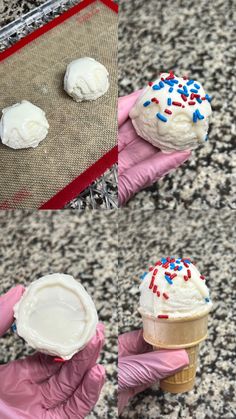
[139,308,210,393]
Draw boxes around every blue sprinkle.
[183,259,190,264]
[161,257,167,263]
[193,111,198,123]
[196,109,204,120]
[182,87,189,96]
[178,266,183,271]
[143,100,151,107]
[156,112,167,122]
[164,79,174,87]
[172,79,178,84]
[153,85,160,90]
[205,134,208,142]
[176,259,181,264]
[190,88,199,94]
[205,94,212,103]
[205,297,210,303]
[170,263,175,269]
[187,79,194,86]
[169,87,174,93]
[165,275,173,285]
[11,323,17,332]
[159,81,165,88]
[167,98,172,106]
[194,83,200,89]
[140,272,148,280]
[196,97,202,104]
[177,88,186,95]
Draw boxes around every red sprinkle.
[158,314,169,319]
[166,71,175,80]
[188,101,196,105]
[149,266,154,271]
[163,293,169,300]
[178,84,182,87]
[184,275,189,281]
[155,261,162,266]
[151,97,159,103]
[148,82,153,86]
[187,269,191,278]
[194,94,200,98]
[183,75,188,80]
[201,97,206,100]
[153,285,157,293]
[149,277,155,289]
[170,258,175,263]
[165,109,172,115]
[200,275,205,280]
[54,358,65,362]
[174,266,179,271]
[165,271,171,276]
[181,94,187,102]
[190,93,195,100]
[161,77,164,81]
[157,291,161,297]
[171,273,177,279]
[172,101,182,107]
[162,262,169,269]
[182,105,185,108]
[167,257,171,262]
[183,262,189,268]
[153,268,158,275]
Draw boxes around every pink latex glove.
[118,90,191,206]
[118,329,189,415]
[0,286,105,419]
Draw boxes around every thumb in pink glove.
[118,329,189,415]
[118,91,191,206]
[0,286,105,419]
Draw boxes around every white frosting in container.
[0,100,49,149]
[14,273,98,360]
[130,73,212,153]
[64,57,109,102]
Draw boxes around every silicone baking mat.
[0,0,118,209]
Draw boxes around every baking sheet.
[0,0,117,208]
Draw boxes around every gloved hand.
[118,90,191,206]
[118,329,189,415]
[0,286,105,419]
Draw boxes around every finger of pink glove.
[119,330,151,357]
[118,349,189,391]
[118,384,149,416]
[0,285,25,337]
[118,150,191,206]
[118,89,143,128]
[41,323,105,409]
[52,364,105,419]
[119,128,158,174]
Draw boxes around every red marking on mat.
[0,189,31,209]
[39,146,117,209]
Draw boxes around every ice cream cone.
[139,307,210,393]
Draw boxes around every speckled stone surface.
[118,208,236,418]
[0,210,118,418]
[0,0,46,27]
[119,0,236,209]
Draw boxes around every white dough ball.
[64,57,109,102]
[0,100,49,150]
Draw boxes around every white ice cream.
[130,73,212,153]
[139,257,212,318]
[64,57,109,102]
[14,273,98,360]
[0,100,49,149]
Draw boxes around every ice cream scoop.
[14,273,98,360]
[64,57,109,102]
[139,257,212,318]
[129,72,212,153]
[0,100,49,149]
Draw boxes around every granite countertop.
[118,208,236,418]
[0,0,47,27]
[119,0,236,210]
[0,210,117,418]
